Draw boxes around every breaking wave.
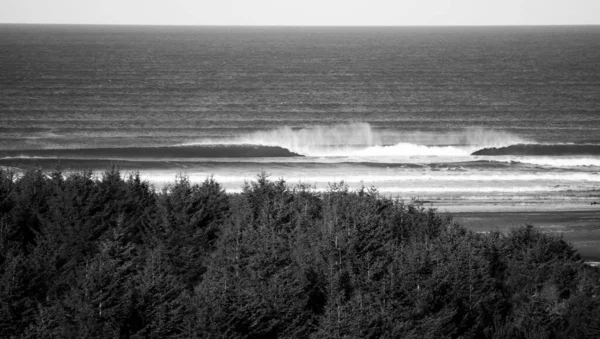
[7,124,600,168]
[186,123,528,157]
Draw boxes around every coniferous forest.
[1,168,599,339]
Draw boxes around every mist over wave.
[186,123,529,157]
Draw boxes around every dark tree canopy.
[0,168,598,338]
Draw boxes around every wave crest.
[186,123,528,157]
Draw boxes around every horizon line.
[1,22,600,28]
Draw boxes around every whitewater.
[3,122,600,204]
[2,25,600,212]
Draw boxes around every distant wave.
[0,158,588,172]
[508,157,600,167]
[0,145,302,160]
[472,144,600,156]
[185,123,528,157]
[0,158,548,173]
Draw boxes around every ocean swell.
[472,144,600,156]
[0,145,302,160]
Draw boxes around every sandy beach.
[445,205,600,262]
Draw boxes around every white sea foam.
[506,157,600,167]
[135,167,600,203]
[347,143,473,157]
[209,187,596,195]
[139,172,600,183]
[139,173,598,196]
[184,123,529,157]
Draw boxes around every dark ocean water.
[1,24,600,203]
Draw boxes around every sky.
[1,0,599,26]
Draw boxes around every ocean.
[1,24,600,211]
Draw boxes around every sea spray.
[184,123,529,157]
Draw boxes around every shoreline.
[432,201,600,213]
[449,209,600,262]
[3,164,598,260]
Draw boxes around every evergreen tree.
[0,168,598,338]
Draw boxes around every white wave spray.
[186,123,529,158]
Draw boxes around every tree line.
[0,168,599,338]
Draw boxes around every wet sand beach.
[447,207,600,262]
